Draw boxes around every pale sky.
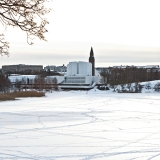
[1,0,160,68]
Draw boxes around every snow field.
[0,91,160,159]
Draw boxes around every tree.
[0,0,50,56]
[0,74,10,93]
[34,75,45,91]
[145,82,151,90]
[154,82,160,92]
[134,82,142,93]
[15,79,21,92]
[52,77,58,91]
[100,70,108,84]
[126,83,132,92]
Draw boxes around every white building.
[60,61,100,89]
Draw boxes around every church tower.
[89,47,95,76]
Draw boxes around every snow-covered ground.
[1,89,160,159]
[8,75,64,84]
[8,75,36,83]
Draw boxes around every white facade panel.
[85,76,93,84]
[87,63,92,76]
[67,61,92,76]
[64,76,93,84]
[67,62,78,76]
[78,62,85,75]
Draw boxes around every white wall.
[67,61,92,76]
[78,62,92,76]
[67,62,78,76]
[64,76,99,84]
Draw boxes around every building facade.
[60,61,99,89]
[2,64,43,74]
[56,65,67,72]
[44,65,67,73]
[44,65,56,72]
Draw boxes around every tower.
[89,47,95,76]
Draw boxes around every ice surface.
[0,90,160,159]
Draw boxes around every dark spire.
[89,47,95,76]
[90,47,94,56]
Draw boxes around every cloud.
[1,41,160,68]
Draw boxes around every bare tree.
[34,75,45,91]
[126,83,132,92]
[0,74,10,93]
[52,77,58,91]
[133,82,142,93]
[15,79,21,92]
[0,0,50,56]
[100,70,108,85]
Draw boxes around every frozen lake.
[0,90,160,160]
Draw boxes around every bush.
[0,91,45,101]
[0,94,15,101]
[10,91,45,97]
[97,86,110,90]
[154,82,160,92]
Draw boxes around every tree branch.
[0,0,50,56]
[0,34,9,56]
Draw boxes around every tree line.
[101,67,160,85]
[100,67,160,92]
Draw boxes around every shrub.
[0,91,45,101]
[154,82,160,92]
[10,91,45,97]
[0,94,15,101]
[145,83,151,90]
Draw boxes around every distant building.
[60,47,100,89]
[55,65,67,73]
[96,67,110,73]
[44,65,67,73]
[44,65,56,72]
[2,64,43,74]
[60,61,98,89]
[144,65,160,72]
[96,65,160,73]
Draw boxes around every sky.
[1,0,160,68]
